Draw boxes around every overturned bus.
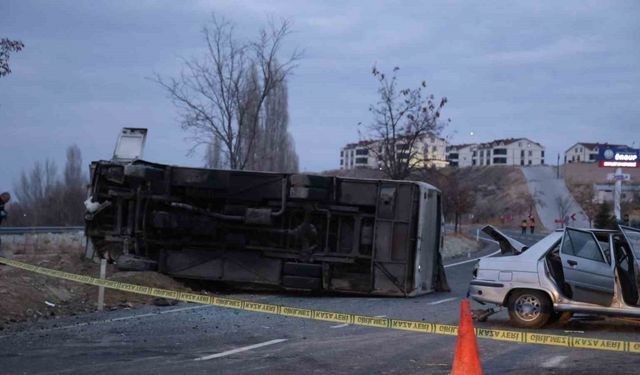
[84,128,449,296]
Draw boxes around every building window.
[340,160,344,165]
[520,160,524,166]
[493,157,507,164]
[355,157,368,164]
[528,150,532,156]
[472,151,477,157]
[448,153,459,159]
[528,160,532,165]
[541,159,544,164]
[493,148,507,155]
[521,150,525,158]
[355,149,369,156]
[541,151,545,158]
[340,151,344,156]
[589,154,597,161]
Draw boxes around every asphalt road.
[521,166,590,230]
[1,241,639,374]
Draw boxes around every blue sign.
[597,146,640,168]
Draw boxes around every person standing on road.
[521,219,528,235]
[529,216,536,234]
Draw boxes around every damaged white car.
[468,225,640,328]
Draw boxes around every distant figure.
[529,216,536,234]
[0,192,9,225]
[0,192,10,254]
[521,219,528,235]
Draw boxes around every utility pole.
[556,153,560,179]
[614,167,622,221]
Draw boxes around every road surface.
[520,166,590,230]
[1,238,639,374]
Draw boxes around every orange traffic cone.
[450,299,484,375]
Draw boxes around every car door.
[559,228,614,306]
[620,225,640,300]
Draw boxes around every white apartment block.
[445,144,475,167]
[564,142,629,164]
[339,135,448,170]
[340,140,380,169]
[447,138,546,167]
[418,135,449,168]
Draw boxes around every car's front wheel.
[507,289,552,328]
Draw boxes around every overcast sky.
[1,1,639,191]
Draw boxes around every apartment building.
[339,135,448,170]
[447,138,545,167]
[340,140,379,169]
[564,142,629,164]
[445,144,474,167]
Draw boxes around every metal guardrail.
[0,226,84,235]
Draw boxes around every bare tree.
[154,15,302,171]
[417,168,473,232]
[8,145,86,226]
[61,145,86,225]
[363,66,448,180]
[556,195,573,227]
[250,73,298,172]
[443,171,475,232]
[0,38,24,78]
[204,136,224,168]
[568,182,597,227]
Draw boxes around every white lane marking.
[160,305,210,315]
[0,305,211,339]
[330,323,349,329]
[374,315,387,318]
[444,249,501,268]
[194,339,288,361]
[428,297,457,305]
[541,355,568,368]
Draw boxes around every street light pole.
[556,153,560,179]
[614,167,622,221]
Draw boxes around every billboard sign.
[597,146,639,168]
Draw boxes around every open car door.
[480,225,528,255]
[619,225,640,304]
[560,227,614,306]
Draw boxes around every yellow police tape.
[1,256,639,353]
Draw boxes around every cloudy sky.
[1,1,639,190]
